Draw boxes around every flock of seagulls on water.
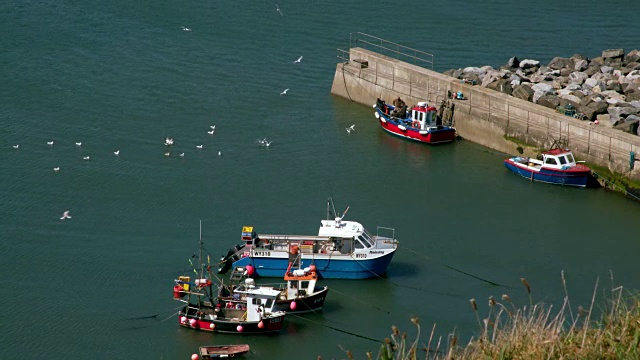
[17,3,345,222]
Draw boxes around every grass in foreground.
[331,273,640,359]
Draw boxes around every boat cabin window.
[265,299,273,308]
[558,156,567,165]
[300,281,309,289]
[361,229,374,246]
[252,298,261,305]
[545,157,558,165]
[566,154,575,163]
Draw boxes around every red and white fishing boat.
[173,223,286,334]
[373,98,456,144]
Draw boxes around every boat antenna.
[341,205,350,220]
[327,197,337,220]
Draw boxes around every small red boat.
[199,344,250,358]
[373,98,456,144]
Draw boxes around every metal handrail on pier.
[336,32,434,69]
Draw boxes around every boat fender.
[374,111,380,119]
[380,117,387,123]
[419,130,429,135]
[398,125,407,131]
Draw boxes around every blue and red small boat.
[373,98,456,144]
[504,147,591,187]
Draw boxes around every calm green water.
[1,1,639,358]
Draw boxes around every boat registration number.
[270,317,281,323]
[355,254,367,259]
[252,251,271,257]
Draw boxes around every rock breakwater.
[444,49,640,136]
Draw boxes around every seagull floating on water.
[218,151,222,156]
[83,156,90,160]
[75,142,82,147]
[13,144,19,149]
[275,4,284,16]
[114,150,120,156]
[293,56,303,64]
[53,167,60,172]
[196,145,203,149]
[182,26,192,32]
[164,152,170,157]
[47,141,54,146]
[60,210,72,220]
[179,152,185,157]
[280,88,289,96]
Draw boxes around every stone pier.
[330,47,640,181]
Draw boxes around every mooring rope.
[401,246,507,288]
[591,170,640,203]
[288,312,382,343]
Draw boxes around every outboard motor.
[217,243,245,274]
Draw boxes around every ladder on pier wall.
[439,99,455,127]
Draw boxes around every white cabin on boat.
[232,281,281,322]
[540,148,579,170]
[410,102,438,131]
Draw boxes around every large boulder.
[565,83,582,91]
[487,79,513,95]
[569,71,588,85]
[513,84,534,101]
[608,106,640,124]
[462,67,486,77]
[519,59,540,70]
[537,95,561,110]
[596,114,612,127]
[604,57,623,68]
[574,59,589,71]
[579,101,609,121]
[585,65,602,76]
[508,56,520,69]
[548,57,574,70]
[602,49,625,59]
[630,100,640,110]
[613,118,639,134]
[606,80,623,92]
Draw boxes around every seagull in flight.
[60,210,72,220]
[257,138,267,145]
[207,130,215,135]
[275,4,284,16]
[12,144,19,149]
[265,140,273,147]
[196,145,203,149]
[83,156,90,160]
[179,152,185,157]
[210,125,216,130]
[53,167,60,172]
[164,137,174,146]
[182,26,192,32]
[346,128,352,134]
[114,150,120,156]
[75,142,82,147]
[348,124,356,131]
[280,88,289,96]
[293,56,303,64]
[47,141,54,146]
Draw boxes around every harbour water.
[1,1,639,358]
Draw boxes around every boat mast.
[199,220,203,279]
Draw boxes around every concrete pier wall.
[330,48,640,181]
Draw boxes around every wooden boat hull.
[504,159,590,187]
[179,306,284,334]
[199,344,250,359]
[273,286,329,313]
